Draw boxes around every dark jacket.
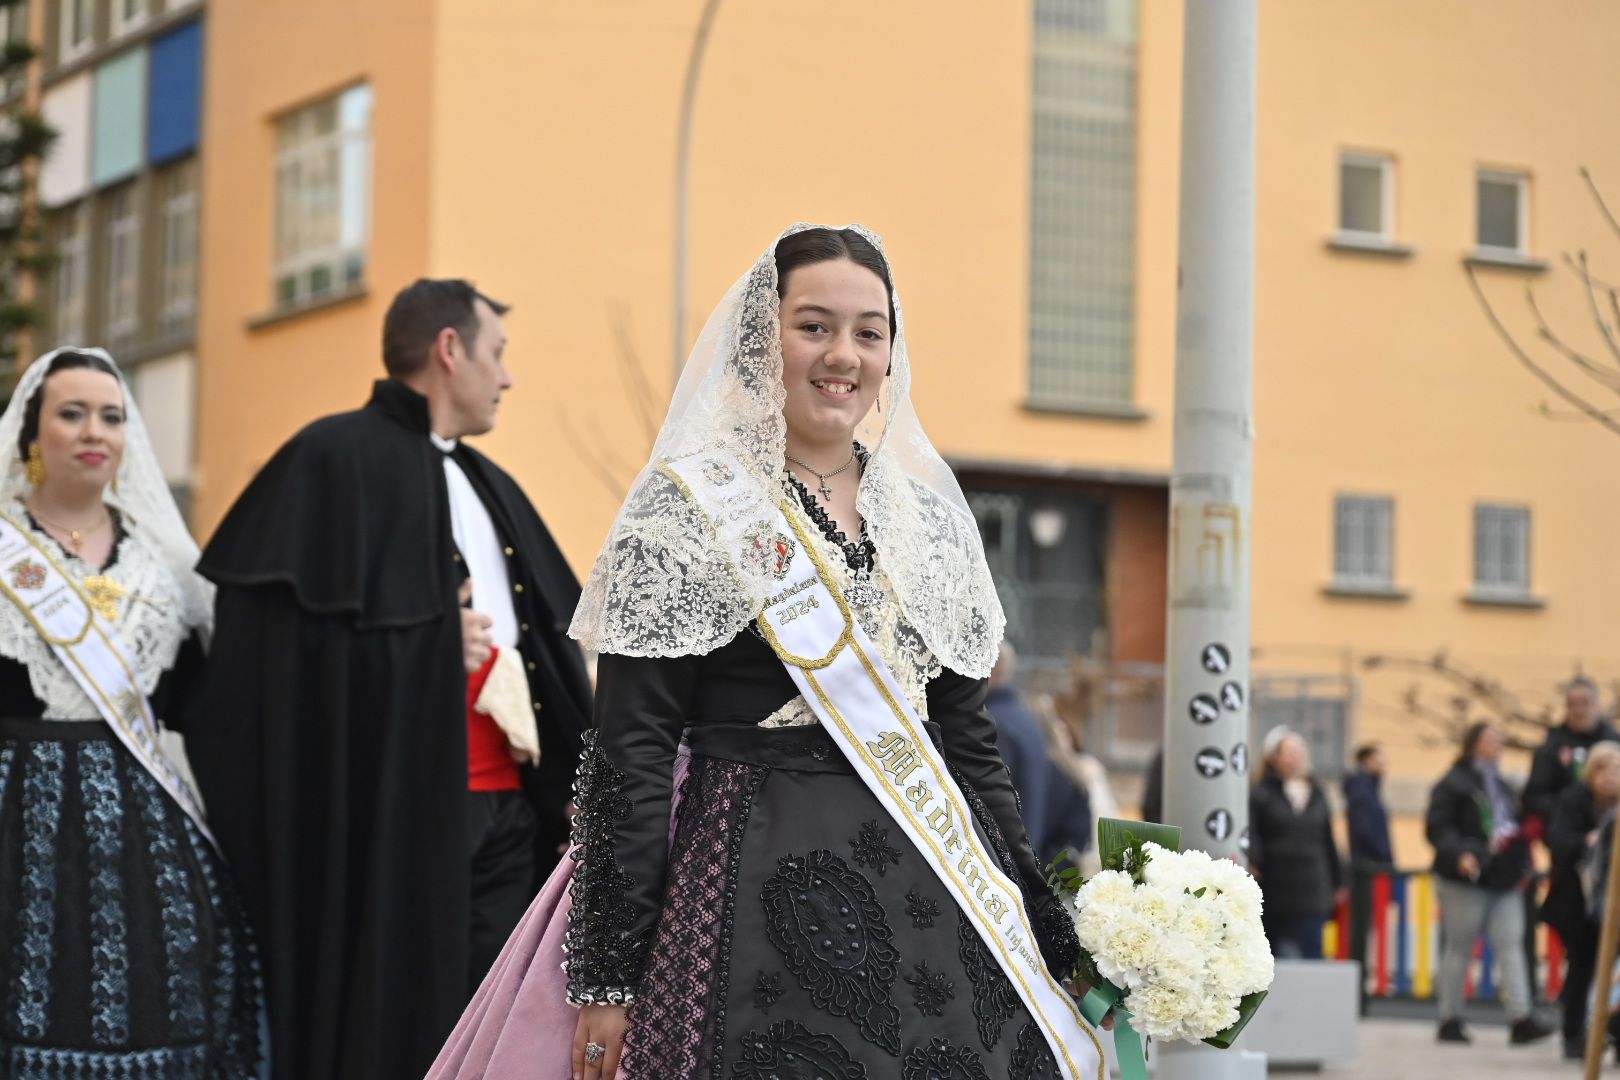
[1424,760,1532,891]
[1248,773,1343,919]
[1524,720,1620,828]
[191,381,592,1080]
[1141,746,1164,825]
[1541,782,1604,942]
[1343,770,1394,867]
[987,684,1093,863]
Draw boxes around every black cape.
[188,380,590,1080]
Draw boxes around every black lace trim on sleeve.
[563,730,651,1006]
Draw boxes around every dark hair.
[1459,721,1494,763]
[1566,675,1599,699]
[17,349,120,459]
[382,279,510,378]
[1354,743,1380,766]
[774,228,896,336]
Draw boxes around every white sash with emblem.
[664,450,1103,1079]
[0,511,214,845]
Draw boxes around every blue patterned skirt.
[0,717,264,1079]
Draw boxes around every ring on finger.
[585,1041,607,1065]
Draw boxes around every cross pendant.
[818,482,833,500]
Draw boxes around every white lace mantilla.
[0,502,188,721]
[571,223,1005,679]
[758,488,941,729]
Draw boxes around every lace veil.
[0,347,213,635]
[569,223,1004,678]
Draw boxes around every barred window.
[273,83,372,310]
[1029,0,1138,408]
[1473,504,1530,595]
[1333,495,1393,587]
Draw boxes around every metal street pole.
[671,0,723,375]
[1157,2,1265,1076]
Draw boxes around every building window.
[1028,0,1138,409]
[58,0,93,63]
[110,0,150,38]
[1338,152,1394,242]
[1333,495,1394,588]
[0,2,25,94]
[273,83,373,310]
[1476,170,1529,257]
[1473,504,1531,596]
[158,158,199,340]
[49,201,89,346]
[103,183,142,346]
[966,485,1108,662]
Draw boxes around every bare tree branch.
[1561,251,1620,371]
[554,406,632,499]
[1467,262,1620,437]
[1524,283,1620,391]
[1582,167,1620,244]
[606,301,663,443]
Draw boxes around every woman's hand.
[573,1004,628,1080]
[1063,977,1116,1031]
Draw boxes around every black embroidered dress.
[0,507,262,1079]
[564,477,1082,1080]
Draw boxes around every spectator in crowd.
[1248,726,1344,960]
[987,643,1093,865]
[1425,721,1553,1047]
[1344,743,1394,1014]
[1345,743,1394,867]
[1543,740,1620,1059]
[1036,694,1122,877]
[1524,676,1617,834]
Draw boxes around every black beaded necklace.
[781,444,876,575]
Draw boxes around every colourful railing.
[1323,869,1562,1002]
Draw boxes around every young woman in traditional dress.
[430,226,1105,1080]
[0,348,263,1078]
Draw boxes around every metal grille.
[966,487,1107,663]
[1029,0,1138,407]
[1474,504,1531,593]
[1252,673,1353,780]
[1333,495,1393,586]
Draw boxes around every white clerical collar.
[430,433,458,453]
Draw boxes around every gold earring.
[25,443,44,486]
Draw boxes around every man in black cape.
[189,280,591,1080]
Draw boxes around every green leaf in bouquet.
[1096,817,1182,876]
[1202,989,1269,1050]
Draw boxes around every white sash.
[664,451,1103,1079]
[0,512,215,846]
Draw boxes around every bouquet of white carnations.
[1052,819,1273,1069]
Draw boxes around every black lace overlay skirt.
[0,717,264,1080]
[620,723,1064,1080]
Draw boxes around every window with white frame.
[158,158,199,340]
[1028,0,1139,408]
[1333,495,1394,588]
[103,183,142,345]
[50,201,88,345]
[1476,170,1529,257]
[58,0,93,63]
[1337,152,1394,241]
[273,83,373,310]
[111,0,151,38]
[1473,504,1531,596]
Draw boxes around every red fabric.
[467,648,521,792]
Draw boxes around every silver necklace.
[783,448,857,501]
